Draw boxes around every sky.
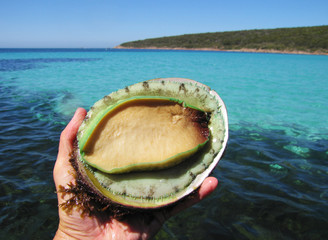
[1,0,327,48]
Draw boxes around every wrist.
[53,227,77,240]
[53,229,66,240]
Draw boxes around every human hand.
[53,108,218,240]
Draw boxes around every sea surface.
[0,48,327,240]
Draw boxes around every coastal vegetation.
[118,26,328,54]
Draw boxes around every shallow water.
[0,48,327,239]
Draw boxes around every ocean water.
[0,48,327,239]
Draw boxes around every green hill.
[117,26,328,54]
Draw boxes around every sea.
[0,48,327,240]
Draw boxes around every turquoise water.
[0,48,327,239]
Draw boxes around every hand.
[53,108,218,240]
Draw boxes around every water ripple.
[0,58,101,72]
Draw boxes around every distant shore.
[115,45,328,55]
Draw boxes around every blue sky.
[1,0,327,48]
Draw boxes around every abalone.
[72,78,228,209]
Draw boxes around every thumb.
[57,108,87,160]
[54,108,87,190]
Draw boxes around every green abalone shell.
[74,78,228,209]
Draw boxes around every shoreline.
[114,45,328,56]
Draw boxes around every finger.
[167,176,218,217]
[198,176,218,200]
[57,108,87,161]
[54,108,87,189]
